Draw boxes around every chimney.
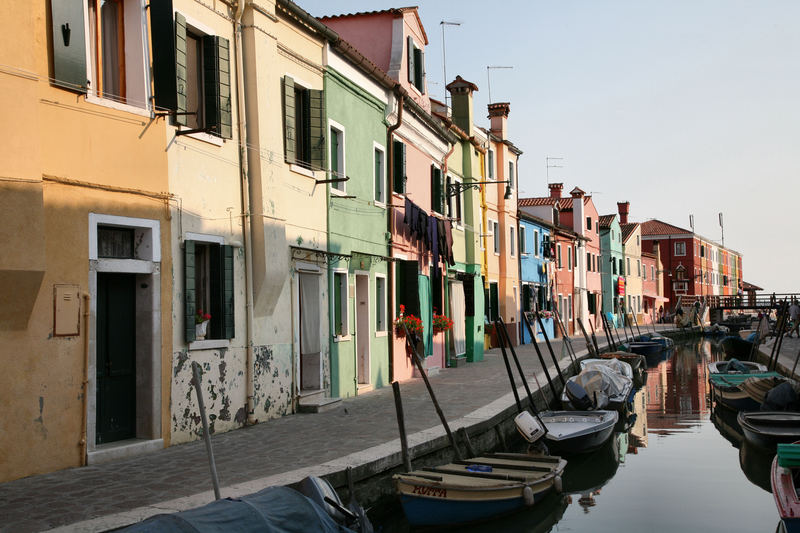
[570,187,586,199]
[488,102,510,140]
[617,201,630,224]
[549,182,563,199]
[447,76,477,137]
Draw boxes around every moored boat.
[535,410,618,456]
[710,372,784,412]
[561,366,634,412]
[738,412,800,450]
[622,341,663,357]
[633,334,675,348]
[771,443,800,533]
[394,453,566,527]
[720,335,755,360]
[707,359,768,376]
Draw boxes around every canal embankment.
[1,325,680,533]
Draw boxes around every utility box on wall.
[54,285,81,336]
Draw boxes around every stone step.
[298,393,342,413]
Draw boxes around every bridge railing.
[676,293,800,310]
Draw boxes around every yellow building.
[0,1,171,481]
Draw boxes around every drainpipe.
[234,0,256,425]
[440,140,456,365]
[387,88,404,381]
[80,292,90,465]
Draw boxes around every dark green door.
[96,273,136,444]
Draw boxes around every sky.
[299,0,800,292]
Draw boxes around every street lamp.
[447,179,512,199]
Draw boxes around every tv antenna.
[546,156,564,184]
[487,65,513,103]
[440,20,461,106]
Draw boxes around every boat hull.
[771,453,800,532]
[720,335,754,360]
[625,342,663,357]
[739,412,800,450]
[540,410,618,455]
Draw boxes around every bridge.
[677,293,798,312]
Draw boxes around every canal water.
[380,338,780,532]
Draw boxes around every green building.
[599,214,625,327]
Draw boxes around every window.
[374,144,386,204]
[519,226,526,254]
[675,241,686,256]
[407,36,425,93]
[626,258,631,276]
[488,150,494,179]
[446,176,462,224]
[510,227,516,257]
[508,161,515,190]
[596,220,599,233]
[98,226,134,258]
[611,230,614,240]
[568,295,573,321]
[184,239,234,342]
[586,217,592,231]
[586,252,591,272]
[619,258,625,275]
[492,220,500,254]
[612,258,617,275]
[557,244,562,269]
[642,265,646,281]
[567,246,572,271]
[651,266,655,280]
[636,235,640,246]
[393,139,406,194]
[333,271,349,338]
[283,77,324,168]
[479,222,485,250]
[329,122,345,192]
[375,275,386,333]
[431,165,444,214]
[700,245,705,258]
[637,259,641,277]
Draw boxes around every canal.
[379,338,779,532]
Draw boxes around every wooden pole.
[495,319,524,413]
[522,311,557,400]
[498,317,547,424]
[577,319,598,358]
[391,381,412,472]
[600,313,616,351]
[790,348,800,379]
[535,311,566,386]
[191,362,221,500]
[551,304,579,372]
[402,325,463,461]
[588,319,601,354]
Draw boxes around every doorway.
[96,272,136,444]
[355,273,370,385]
[298,272,321,391]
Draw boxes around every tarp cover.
[581,358,633,380]
[120,486,352,533]
[570,366,630,409]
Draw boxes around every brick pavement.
[0,329,655,533]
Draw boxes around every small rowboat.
[561,366,634,412]
[707,360,768,376]
[720,335,755,360]
[580,358,634,381]
[771,443,800,532]
[710,372,784,412]
[538,410,618,456]
[633,334,675,348]
[622,341,663,357]
[394,453,566,527]
[738,412,800,450]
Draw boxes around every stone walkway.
[0,326,670,533]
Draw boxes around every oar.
[577,318,598,358]
[533,304,566,387]
[633,314,644,338]
[790,348,800,379]
[497,317,548,427]
[549,302,579,373]
[401,323,463,461]
[588,318,601,354]
[522,311,556,401]
[495,318,524,414]
[600,313,616,351]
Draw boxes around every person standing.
[788,299,800,338]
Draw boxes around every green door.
[96,273,137,444]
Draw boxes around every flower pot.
[195,320,209,340]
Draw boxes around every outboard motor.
[565,381,594,410]
[514,411,546,443]
[297,476,374,533]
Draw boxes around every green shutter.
[522,285,532,312]
[283,76,296,163]
[309,89,326,170]
[174,12,188,126]
[330,129,339,178]
[419,275,433,356]
[431,165,444,214]
[407,36,415,84]
[150,0,177,111]
[393,140,405,194]
[184,240,196,342]
[334,274,342,336]
[414,47,424,92]
[397,260,420,317]
[490,283,499,322]
[222,245,235,339]
[51,0,87,92]
[374,148,382,201]
[436,167,443,214]
[202,35,232,139]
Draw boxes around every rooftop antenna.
[486,65,513,104]
[689,214,695,233]
[719,212,724,248]
[546,156,564,185]
[440,20,461,107]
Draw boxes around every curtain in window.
[100,0,122,100]
[299,273,320,355]
[449,281,466,356]
[418,275,433,356]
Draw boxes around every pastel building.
[599,214,625,327]
[518,213,555,342]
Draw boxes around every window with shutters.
[431,165,444,215]
[328,121,345,193]
[392,139,407,195]
[586,217,592,231]
[332,270,349,340]
[627,258,631,276]
[491,220,499,255]
[567,246,572,272]
[281,77,325,171]
[557,244,562,269]
[446,176,462,225]
[519,226,526,254]
[374,143,386,205]
[508,161,515,190]
[534,231,539,257]
[586,252,591,272]
[184,237,235,343]
[509,226,515,257]
[612,257,617,275]
[407,36,425,93]
[376,275,387,334]
[487,150,495,180]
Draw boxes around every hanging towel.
[430,215,439,280]
[437,219,447,266]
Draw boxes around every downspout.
[79,292,90,466]
[440,140,456,366]
[387,88,404,381]
[234,0,256,425]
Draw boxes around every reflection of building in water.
[629,387,648,450]
[645,343,710,432]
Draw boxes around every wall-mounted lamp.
[447,179,512,200]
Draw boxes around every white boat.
[580,358,633,381]
[561,365,634,412]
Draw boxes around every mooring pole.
[391,381,412,472]
[495,319,524,414]
[535,311,566,386]
[402,325,463,461]
[522,311,557,400]
[577,319,598,358]
[498,318,546,425]
[191,362,221,500]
